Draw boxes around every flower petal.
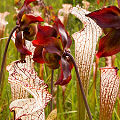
[15,31,32,55]
[55,57,72,85]
[86,6,120,29]
[32,25,57,46]
[23,23,38,41]
[42,49,61,69]
[33,46,44,63]
[53,17,72,49]
[44,37,63,56]
[96,29,120,58]
[24,0,36,5]
[20,14,44,30]
[38,24,57,38]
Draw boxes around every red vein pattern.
[7,40,52,120]
[70,5,102,119]
[70,5,102,97]
[10,98,45,120]
[100,67,119,120]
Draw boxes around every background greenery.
[0,0,119,120]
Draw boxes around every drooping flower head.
[32,17,73,85]
[86,6,120,58]
[15,0,44,57]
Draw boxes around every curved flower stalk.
[99,67,119,120]
[0,12,9,92]
[70,5,102,120]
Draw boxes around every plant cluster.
[1,0,120,120]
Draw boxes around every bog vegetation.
[0,0,120,120]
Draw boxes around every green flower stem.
[0,26,19,86]
[65,51,92,120]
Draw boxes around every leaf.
[99,67,119,120]
[7,40,35,100]
[53,17,72,49]
[71,5,102,93]
[96,29,120,58]
[7,60,52,119]
[58,4,72,25]
[55,57,72,85]
[46,109,57,120]
[0,12,9,29]
[86,6,120,29]
[70,5,102,119]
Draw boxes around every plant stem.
[65,52,92,120]
[0,26,18,86]
[13,110,15,120]
[50,69,54,111]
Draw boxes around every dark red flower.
[15,0,44,56]
[86,6,120,29]
[86,6,120,58]
[96,29,120,58]
[32,17,73,85]
[15,14,43,56]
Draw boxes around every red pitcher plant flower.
[15,0,44,56]
[86,6,120,58]
[32,17,73,85]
